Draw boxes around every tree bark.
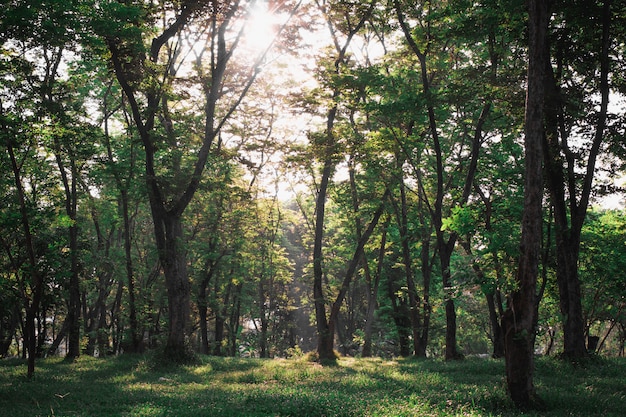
[159,213,191,359]
[393,182,423,357]
[502,0,548,408]
[541,1,611,359]
[4,130,44,377]
[362,216,389,357]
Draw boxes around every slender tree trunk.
[502,0,548,408]
[5,134,44,377]
[543,56,589,360]
[198,282,210,355]
[214,315,224,356]
[259,278,269,358]
[313,154,335,361]
[54,154,81,360]
[395,183,422,357]
[362,217,389,357]
[417,237,432,357]
[159,213,191,359]
[213,279,232,356]
[312,1,374,362]
[228,283,243,357]
[120,189,142,353]
[0,307,20,357]
[387,288,412,357]
[486,292,505,358]
[198,264,215,355]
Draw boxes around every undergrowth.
[0,354,624,416]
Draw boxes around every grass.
[1,354,624,416]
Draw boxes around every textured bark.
[160,214,191,359]
[503,0,548,408]
[541,1,611,359]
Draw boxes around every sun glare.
[244,3,279,52]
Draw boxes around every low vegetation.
[1,355,624,416]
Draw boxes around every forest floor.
[1,353,624,416]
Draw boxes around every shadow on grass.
[1,354,625,416]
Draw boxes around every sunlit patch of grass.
[1,354,625,416]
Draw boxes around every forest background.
[1,0,626,407]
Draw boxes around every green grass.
[1,355,624,416]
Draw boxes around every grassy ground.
[1,354,624,416]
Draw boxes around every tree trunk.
[259,279,269,358]
[52,149,80,360]
[313,139,336,362]
[0,306,20,357]
[386,269,412,357]
[440,246,462,360]
[362,217,388,357]
[417,237,432,358]
[541,0,611,360]
[5,135,44,377]
[228,283,243,357]
[502,0,548,408]
[486,292,505,358]
[121,189,142,353]
[214,315,224,356]
[393,183,423,357]
[198,268,213,355]
[159,214,191,360]
[543,55,589,360]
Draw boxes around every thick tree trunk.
[541,0,611,360]
[503,0,548,408]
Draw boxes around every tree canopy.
[1,0,625,408]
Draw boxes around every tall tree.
[502,0,548,408]
[99,0,300,360]
[393,0,498,359]
[542,0,617,359]
[1,0,86,369]
[310,0,375,361]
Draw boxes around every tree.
[391,0,504,359]
[99,0,301,361]
[542,0,618,359]
[502,0,548,408]
[1,0,87,371]
[579,209,626,355]
[309,0,376,361]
